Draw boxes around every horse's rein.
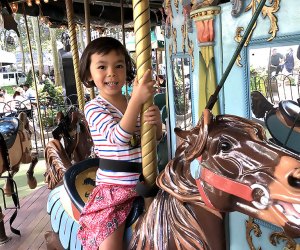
[68,122,81,158]
[194,159,270,210]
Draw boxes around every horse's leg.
[26,154,38,189]
[3,164,20,196]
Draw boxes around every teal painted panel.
[59,212,75,249]
[70,222,83,250]
[50,198,64,233]
[47,186,61,214]
[220,0,300,117]
[229,212,300,250]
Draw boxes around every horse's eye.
[219,141,231,152]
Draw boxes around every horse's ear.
[174,128,190,139]
[56,111,64,123]
[18,112,28,124]
[184,109,212,161]
[70,112,79,127]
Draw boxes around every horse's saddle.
[63,158,144,228]
[0,117,20,149]
[279,100,300,126]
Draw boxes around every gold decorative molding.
[270,232,297,250]
[234,27,244,67]
[190,6,221,22]
[163,0,173,39]
[181,24,187,53]
[187,37,194,71]
[191,0,221,10]
[235,0,281,66]
[246,217,298,250]
[172,27,177,54]
[246,217,262,250]
[169,43,173,58]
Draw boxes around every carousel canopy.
[1,0,232,30]
[1,0,165,29]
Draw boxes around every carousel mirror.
[172,54,193,130]
[249,43,300,120]
[248,39,300,154]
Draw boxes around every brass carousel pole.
[121,0,125,46]
[84,0,95,99]
[22,3,45,149]
[132,0,157,208]
[65,0,85,110]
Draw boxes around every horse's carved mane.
[130,111,225,250]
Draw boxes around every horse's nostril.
[288,175,300,188]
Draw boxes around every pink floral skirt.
[77,184,137,250]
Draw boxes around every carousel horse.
[44,106,94,189]
[251,90,300,154]
[0,112,38,195]
[47,109,300,249]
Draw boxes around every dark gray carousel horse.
[44,106,94,189]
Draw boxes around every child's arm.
[120,69,156,134]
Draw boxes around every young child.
[77,37,163,250]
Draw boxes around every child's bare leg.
[99,222,125,250]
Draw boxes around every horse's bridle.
[67,122,81,158]
[193,158,270,210]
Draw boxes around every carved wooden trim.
[235,0,281,66]
[187,37,194,71]
[270,232,297,250]
[246,217,262,250]
[246,217,298,250]
[172,27,177,54]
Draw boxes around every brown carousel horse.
[61,109,300,249]
[0,112,38,195]
[44,106,94,189]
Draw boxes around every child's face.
[89,50,126,98]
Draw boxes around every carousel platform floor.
[0,185,51,250]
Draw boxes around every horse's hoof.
[27,177,37,189]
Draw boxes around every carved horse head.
[52,106,93,163]
[176,109,300,238]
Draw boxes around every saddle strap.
[7,173,21,236]
[0,133,10,175]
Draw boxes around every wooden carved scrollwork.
[181,24,187,53]
[172,27,177,54]
[270,232,297,250]
[174,0,179,13]
[230,0,244,17]
[246,217,262,250]
[235,0,281,66]
[246,217,298,250]
[187,37,194,71]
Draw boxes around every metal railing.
[0,94,80,156]
[250,73,300,104]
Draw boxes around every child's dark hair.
[80,37,135,88]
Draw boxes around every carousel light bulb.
[35,0,40,5]
[26,0,32,7]
[44,0,49,2]
[10,3,18,13]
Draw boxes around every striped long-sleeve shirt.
[84,95,141,186]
